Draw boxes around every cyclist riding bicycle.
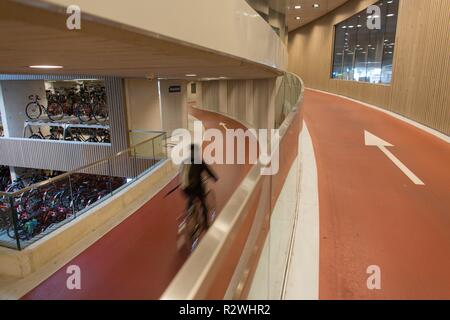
[180,144,218,229]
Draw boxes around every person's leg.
[197,190,209,228]
[183,189,194,213]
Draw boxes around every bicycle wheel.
[26,102,42,120]
[47,102,64,121]
[45,134,59,141]
[76,104,92,123]
[93,104,108,123]
[7,221,27,240]
[205,190,217,227]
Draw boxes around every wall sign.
[169,85,181,93]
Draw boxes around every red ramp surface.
[23,108,251,300]
[304,90,450,299]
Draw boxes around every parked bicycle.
[29,126,63,140]
[4,172,126,241]
[26,95,64,121]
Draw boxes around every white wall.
[124,78,162,131]
[0,80,47,138]
[159,80,188,133]
[37,0,288,71]
[199,78,277,129]
[187,81,202,108]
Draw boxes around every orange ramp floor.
[304,90,450,299]
[22,108,251,300]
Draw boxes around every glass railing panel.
[0,131,167,250]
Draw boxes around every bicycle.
[26,95,64,121]
[29,126,63,140]
[176,178,217,252]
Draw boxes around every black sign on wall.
[168,85,181,93]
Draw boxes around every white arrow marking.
[364,131,425,185]
[219,122,228,130]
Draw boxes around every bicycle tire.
[93,104,108,123]
[29,134,43,139]
[25,102,42,120]
[7,222,28,241]
[44,134,59,141]
[47,102,64,121]
[205,190,217,227]
[76,104,92,123]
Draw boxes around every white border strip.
[283,121,320,300]
[308,88,450,144]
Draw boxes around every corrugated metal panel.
[0,138,111,172]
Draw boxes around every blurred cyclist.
[180,144,218,229]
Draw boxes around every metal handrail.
[0,131,166,197]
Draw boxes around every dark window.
[331,0,399,84]
[191,83,196,94]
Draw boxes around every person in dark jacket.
[180,144,218,229]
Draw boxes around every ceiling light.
[294,5,301,9]
[29,65,63,69]
[185,74,197,77]
[386,13,395,17]
[313,4,320,8]
[296,16,301,20]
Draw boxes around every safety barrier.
[161,73,304,299]
[0,131,167,250]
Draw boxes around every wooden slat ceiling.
[0,1,281,80]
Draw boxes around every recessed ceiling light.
[296,16,301,20]
[294,5,301,9]
[29,65,63,69]
[313,4,320,8]
[185,74,197,77]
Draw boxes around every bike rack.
[23,120,110,141]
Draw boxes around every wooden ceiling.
[286,0,350,31]
[0,1,281,79]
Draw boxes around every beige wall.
[124,79,162,132]
[159,80,188,133]
[288,0,450,135]
[200,78,277,130]
[125,78,189,135]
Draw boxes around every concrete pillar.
[218,80,228,114]
[245,80,254,126]
[187,81,202,108]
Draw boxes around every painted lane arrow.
[364,130,425,185]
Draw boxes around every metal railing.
[0,131,167,250]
